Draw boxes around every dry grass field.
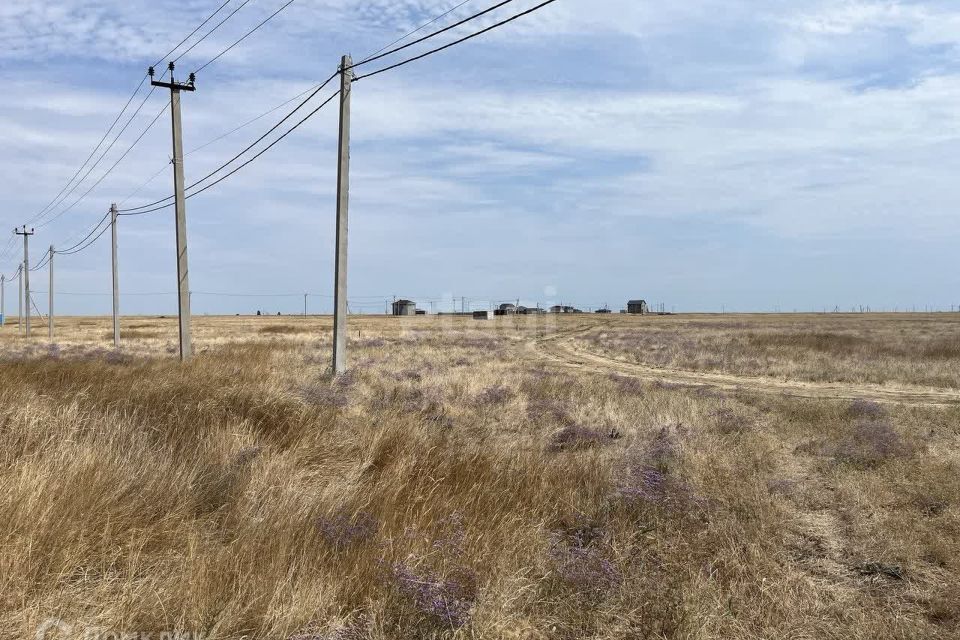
[1,313,959,639]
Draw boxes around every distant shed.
[627,300,648,315]
[392,299,417,316]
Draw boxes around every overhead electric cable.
[35,85,159,228]
[151,0,235,67]
[118,71,337,213]
[55,220,113,256]
[173,0,255,64]
[29,1,245,227]
[181,89,340,201]
[30,252,51,272]
[121,88,339,216]
[353,0,557,82]
[351,0,515,69]
[26,76,149,225]
[117,82,321,209]
[194,0,297,74]
[39,97,168,229]
[359,0,474,63]
[53,211,112,255]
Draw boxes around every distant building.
[595,308,612,314]
[473,310,492,320]
[415,309,427,315]
[498,303,517,315]
[392,299,417,316]
[627,300,648,315]
[517,306,546,315]
[550,305,581,314]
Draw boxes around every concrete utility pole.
[111,204,120,347]
[18,268,22,332]
[151,62,195,361]
[303,293,308,317]
[47,245,54,339]
[15,226,34,336]
[332,55,353,374]
[1,275,4,328]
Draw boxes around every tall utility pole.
[47,245,54,339]
[303,293,308,317]
[151,62,195,361]
[111,204,120,347]
[1,275,4,328]
[18,268,22,333]
[15,226,34,336]
[332,55,353,375]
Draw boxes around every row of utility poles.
[4,58,354,372]
[4,213,119,348]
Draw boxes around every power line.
[119,71,338,214]
[117,82,325,209]
[194,0,297,74]
[30,252,51,272]
[183,88,340,201]
[360,0,474,63]
[151,0,235,68]
[35,85,159,228]
[173,0,254,64]
[116,86,339,220]
[28,1,244,228]
[26,76,149,226]
[353,0,557,82]
[39,96,169,230]
[118,162,171,208]
[352,0,515,69]
[184,72,337,193]
[188,82,322,155]
[55,219,113,256]
[0,235,18,263]
[3,264,23,282]
[54,211,112,255]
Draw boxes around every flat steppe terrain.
[1,313,958,639]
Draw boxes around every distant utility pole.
[304,293,308,317]
[151,62,195,361]
[18,268,22,332]
[1,275,4,327]
[111,204,120,347]
[15,226,34,336]
[47,245,54,339]
[331,55,353,374]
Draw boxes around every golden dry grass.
[576,313,960,388]
[0,313,958,639]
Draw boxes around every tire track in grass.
[532,325,960,407]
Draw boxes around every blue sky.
[1,0,959,315]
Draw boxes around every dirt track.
[533,326,960,407]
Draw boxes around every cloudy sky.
[1,0,958,315]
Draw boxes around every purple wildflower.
[609,373,644,395]
[316,510,378,550]
[549,534,620,596]
[547,425,610,452]
[832,420,910,467]
[615,427,704,511]
[846,399,886,419]
[475,385,513,406]
[392,562,477,629]
[299,382,349,409]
